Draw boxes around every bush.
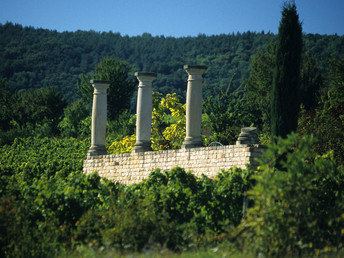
[107,110,136,140]
[1,136,255,255]
[297,55,344,165]
[58,99,90,138]
[239,133,344,256]
[0,137,89,187]
[71,167,254,253]
[0,137,120,256]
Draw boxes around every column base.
[88,145,107,156]
[132,141,152,153]
[181,137,202,149]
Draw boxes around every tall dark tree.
[271,2,303,138]
[244,43,322,133]
[77,57,137,121]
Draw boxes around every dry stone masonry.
[84,66,264,185]
[83,144,264,185]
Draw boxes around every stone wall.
[83,144,264,185]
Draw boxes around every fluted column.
[88,80,110,156]
[132,72,157,153]
[182,65,207,148]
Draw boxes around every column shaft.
[133,72,157,153]
[182,65,207,148]
[88,80,110,156]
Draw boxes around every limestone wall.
[83,144,264,185]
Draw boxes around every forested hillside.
[1,22,343,100]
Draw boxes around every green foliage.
[326,55,344,107]
[0,77,12,131]
[244,41,275,133]
[0,135,254,255]
[0,137,89,192]
[271,2,303,138]
[107,110,136,140]
[74,197,194,252]
[72,167,254,252]
[203,76,249,145]
[58,99,90,138]
[0,137,119,256]
[1,133,344,256]
[298,55,344,165]
[2,22,342,101]
[0,195,64,257]
[77,56,136,121]
[299,52,323,110]
[239,133,344,256]
[135,167,251,234]
[13,86,67,129]
[0,86,67,145]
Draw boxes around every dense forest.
[1,13,344,257]
[1,22,343,100]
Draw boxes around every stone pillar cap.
[90,79,111,84]
[135,72,157,78]
[183,65,207,71]
[241,127,257,133]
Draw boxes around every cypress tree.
[271,2,303,138]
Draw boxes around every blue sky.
[1,0,343,36]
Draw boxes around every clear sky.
[1,0,343,37]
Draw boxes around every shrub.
[239,133,344,256]
[0,137,119,256]
[58,99,90,138]
[0,137,256,255]
[72,167,254,253]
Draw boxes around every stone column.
[182,65,207,148]
[132,72,157,153]
[88,80,110,156]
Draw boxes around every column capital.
[135,72,157,81]
[90,80,110,93]
[90,79,111,86]
[183,65,207,76]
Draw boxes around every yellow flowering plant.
[108,92,186,154]
[151,92,185,150]
[108,134,136,154]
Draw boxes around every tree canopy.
[77,56,136,120]
[1,22,343,102]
